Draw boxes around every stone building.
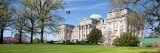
[71,18,99,42]
[57,24,74,42]
[57,8,144,44]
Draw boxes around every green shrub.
[143,43,152,47]
[33,38,40,44]
[113,32,139,47]
[143,42,160,47]
[47,40,55,44]
[87,29,102,44]
[77,41,89,45]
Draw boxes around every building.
[57,8,144,44]
[71,18,98,42]
[57,24,74,42]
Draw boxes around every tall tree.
[14,0,39,43]
[21,0,64,43]
[0,0,14,44]
[23,8,38,43]
[11,9,28,43]
[111,0,160,34]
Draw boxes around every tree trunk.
[30,24,34,43]
[0,29,4,44]
[40,28,44,43]
[19,27,22,43]
[40,19,44,43]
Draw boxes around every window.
[116,22,118,28]
[113,22,116,28]
[114,30,117,34]
[121,25,123,29]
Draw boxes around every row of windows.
[58,36,64,38]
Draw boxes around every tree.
[21,0,64,43]
[87,29,102,44]
[111,0,160,35]
[11,9,28,43]
[13,8,38,44]
[24,9,38,43]
[113,32,139,47]
[0,0,15,44]
[13,0,39,43]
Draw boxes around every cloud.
[65,2,108,11]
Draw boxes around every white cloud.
[65,2,108,11]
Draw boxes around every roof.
[89,14,103,20]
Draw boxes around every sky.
[4,0,113,41]
[56,0,112,25]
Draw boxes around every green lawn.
[0,44,159,53]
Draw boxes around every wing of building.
[57,8,144,44]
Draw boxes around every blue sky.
[56,0,112,25]
[53,0,113,40]
[4,0,113,40]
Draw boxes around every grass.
[0,44,159,53]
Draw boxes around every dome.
[89,14,102,20]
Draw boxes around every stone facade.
[71,18,98,42]
[57,8,144,44]
[57,24,74,42]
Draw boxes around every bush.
[143,42,160,47]
[47,40,55,44]
[76,41,89,45]
[143,43,152,47]
[113,37,120,46]
[87,29,102,44]
[60,40,76,45]
[58,40,90,45]
[113,32,139,47]
[33,38,40,44]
